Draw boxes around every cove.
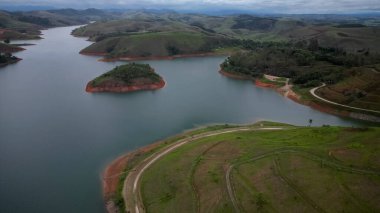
[0,26,368,213]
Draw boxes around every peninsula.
[0,43,24,68]
[103,121,380,213]
[85,63,165,93]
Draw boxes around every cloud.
[1,0,379,13]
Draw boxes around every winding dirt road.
[122,127,284,213]
[310,83,380,114]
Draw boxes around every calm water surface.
[0,26,368,213]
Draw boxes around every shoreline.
[80,51,226,62]
[219,69,380,123]
[218,69,255,80]
[102,141,163,213]
[85,79,166,93]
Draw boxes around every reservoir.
[0,26,367,213]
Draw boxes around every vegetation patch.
[90,63,161,87]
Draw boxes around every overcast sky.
[1,0,380,13]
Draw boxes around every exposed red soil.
[103,141,162,198]
[287,93,303,104]
[103,154,131,200]
[255,79,278,88]
[86,79,165,93]
[308,102,350,117]
[286,91,354,118]
[102,138,170,212]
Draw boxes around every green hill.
[0,9,114,40]
[86,63,166,93]
[80,31,236,58]
[89,63,162,87]
[74,12,380,56]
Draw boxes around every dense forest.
[221,39,380,87]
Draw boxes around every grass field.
[136,123,380,212]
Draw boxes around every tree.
[256,193,267,210]
[309,119,313,127]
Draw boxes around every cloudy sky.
[1,0,380,13]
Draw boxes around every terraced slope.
[116,122,380,213]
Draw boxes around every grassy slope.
[0,42,25,52]
[0,11,38,29]
[139,124,380,212]
[72,18,196,40]
[74,13,380,53]
[80,31,227,57]
[0,30,41,40]
[0,9,113,40]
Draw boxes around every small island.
[85,63,165,93]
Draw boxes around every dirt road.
[123,127,284,213]
[310,83,380,114]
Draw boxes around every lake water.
[0,26,368,213]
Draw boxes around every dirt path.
[123,127,284,213]
[310,83,380,114]
[265,75,300,100]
